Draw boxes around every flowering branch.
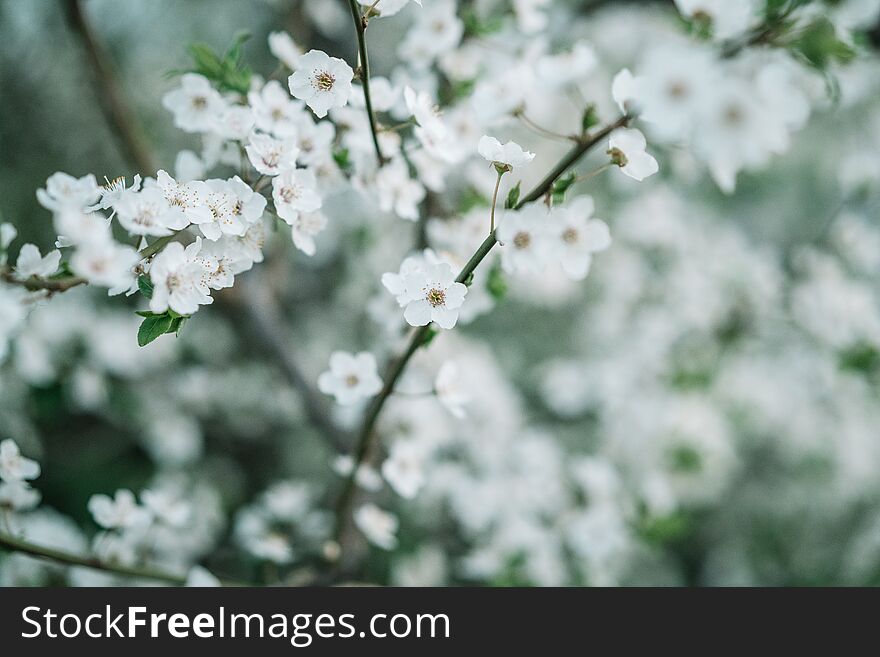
[331,114,631,559]
[347,0,386,167]
[63,0,155,174]
[0,531,196,586]
[0,267,86,294]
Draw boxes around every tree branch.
[0,531,201,585]
[63,0,155,174]
[331,115,632,559]
[347,0,386,167]
[0,267,86,294]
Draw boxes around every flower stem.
[0,531,230,586]
[515,108,579,143]
[574,163,613,184]
[330,115,631,569]
[490,170,505,233]
[348,0,386,168]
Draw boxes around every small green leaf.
[791,17,856,70]
[332,148,351,171]
[138,314,175,347]
[551,172,576,204]
[505,181,521,210]
[581,104,600,133]
[137,275,154,299]
[487,261,507,300]
[421,326,439,347]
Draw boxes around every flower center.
[314,71,335,92]
[427,288,446,307]
[166,274,181,291]
[513,231,532,250]
[280,185,301,203]
[192,96,207,110]
[667,81,688,99]
[608,147,628,168]
[562,227,579,244]
[345,374,360,387]
[723,105,744,126]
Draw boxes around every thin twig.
[331,115,631,559]
[0,531,208,586]
[0,267,87,294]
[347,0,386,167]
[63,0,155,174]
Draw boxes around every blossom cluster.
[0,0,878,587]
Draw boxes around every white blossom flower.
[186,566,221,587]
[0,439,40,483]
[382,440,426,499]
[70,241,139,290]
[536,43,598,89]
[354,503,398,550]
[141,489,191,528]
[358,0,421,18]
[94,175,142,215]
[478,135,535,171]
[402,262,468,329]
[0,480,41,511]
[14,244,61,280]
[272,168,322,223]
[245,132,300,176]
[333,455,383,492]
[36,172,101,213]
[318,351,383,406]
[155,170,213,227]
[212,105,255,141]
[0,223,17,250]
[162,73,225,133]
[268,31,303,70]
[399,0,463,65]
[551,196,612,280]
[608,128,659,182]
[248,80,304,138]
[115,187,186,236]
[149,240,213,316]
[382,249,444,306]
[289,211,327,256]
[674,0,757,40]
[87,489,150,530]
[612,68,642,116]
[288,49,354,118]
[435,361,469,419]
[496,205,555,274]
[375,158,426,221]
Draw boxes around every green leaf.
[486,261,507,300]
[505,181,521,210]
[790,17,856,71]
[581,104,600,133]
[551,172,576,204]
[421,326,439,347]
[332,148,351,171]
[138,314,175,347]
[137,275,154,299]
[458,188,488,214]
[183,33,252,94]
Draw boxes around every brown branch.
[63,0,155,174]
[0,531,214,586]
[330,115,632,564]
